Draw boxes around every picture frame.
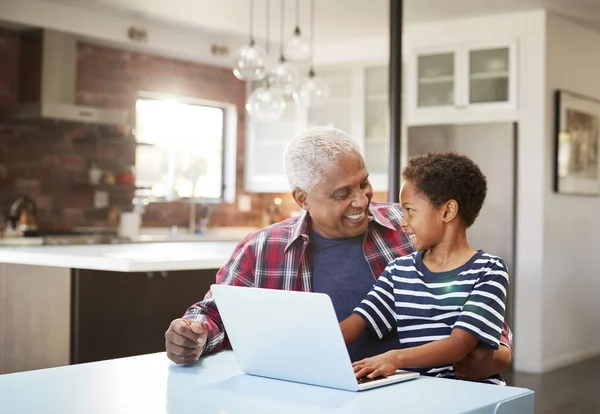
[554,90,600,196]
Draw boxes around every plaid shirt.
[186,201,513,354]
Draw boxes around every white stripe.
[427,365,453,374]
[485,269,509,282]
[391,276,478,288]
[459,311,502,334]
[362,300,393,332]
[354,307,384,339]
[397,311,462,321]
[387,264,424,278]
[464,300,504,322]
[397,322,450,332]
[370,288,395,314]
[394,289,470,300]
[474,280,507,298]
[401,335,448,344]
[379,275,394,289]
[470,290,506,310]
[396,302,461,311]
[454,321,499,345]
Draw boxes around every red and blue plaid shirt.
[186,201,513,354]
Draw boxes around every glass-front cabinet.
[409,40,517,117]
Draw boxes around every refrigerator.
[406,123,517,331]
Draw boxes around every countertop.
[0,351,534,414]
[0,241,239,272]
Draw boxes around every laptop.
[210,284,420,392]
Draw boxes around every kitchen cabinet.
[71,268,217,364]
[408,39,517,122]
[245,64,403,193]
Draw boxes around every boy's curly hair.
[402,152,487,228]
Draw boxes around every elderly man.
[165,126,512,381]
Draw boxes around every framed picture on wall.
[554,90,600,196]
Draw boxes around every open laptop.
[210,284,420,392]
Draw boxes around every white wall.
[543,13,600,372]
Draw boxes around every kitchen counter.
[0,241,239,272]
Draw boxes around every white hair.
[283,126,361,193]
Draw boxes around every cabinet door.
[150,269,218,344]
[466,41,517,109]
[307,67,356,135]
[71,269,153,364]
[71,268,219,364]
[245,85,306,193]
[414,51,456,109]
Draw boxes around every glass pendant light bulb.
[283,27,311,62]
[246,85,286,122]
[268,57,300,94]
[233,40,268,81]
[296,69,329,107]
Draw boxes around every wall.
[0,31,302,230]
[543,13,600,371]
[0,28,19,106]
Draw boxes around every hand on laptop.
[165,318,208,364]
[352,351,398,379]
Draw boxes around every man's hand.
[165,318,208,364]
[352,351,398,379]
[454,344,512,381]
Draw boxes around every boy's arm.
[340,314,367,344]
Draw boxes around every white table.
[0,351,534,414]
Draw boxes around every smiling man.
[164,126,512,381]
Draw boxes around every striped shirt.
[354,250,509,385]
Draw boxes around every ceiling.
[32,0,600,44]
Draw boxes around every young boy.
[340,152,509,385]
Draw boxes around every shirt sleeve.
[183,235,257,354]
[453,257,509,350]
[352,261,398,339]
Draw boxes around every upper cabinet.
[408,40,517,124]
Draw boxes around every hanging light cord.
[249,0,255,45]
[309,0,315,76]
[294,0,301,35]
[279,0,285,60]
[266,0,270,54]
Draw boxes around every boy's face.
[293,152,373,239]
[399,180,445,251]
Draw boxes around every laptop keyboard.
[357,375,387,384]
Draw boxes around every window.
[134,94,237,203]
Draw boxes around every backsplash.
[0,120,136,230]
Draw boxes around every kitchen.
[1,1,600,413]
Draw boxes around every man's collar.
[284,203,397,251]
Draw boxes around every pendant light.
[283,0,311,62]
[246,0,286,122]
[233,0,267,81]
[296,0,329,107]
[268,0,300,94]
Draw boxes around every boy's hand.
[352,351,398,379]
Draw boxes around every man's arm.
[454,322,512,381]
[165,235,257,362]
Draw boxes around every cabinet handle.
[146,272,155,279]
[161,271,168,279]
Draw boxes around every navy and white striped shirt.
[353,250,509,385]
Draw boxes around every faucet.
[189,199,215,234]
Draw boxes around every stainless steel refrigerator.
[407,123,517,330]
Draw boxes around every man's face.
[399,180,444,251]
[294,152,373,239]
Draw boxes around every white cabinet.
[245,64,401,193]
[408,40,517,123]
[244,92,306,193]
